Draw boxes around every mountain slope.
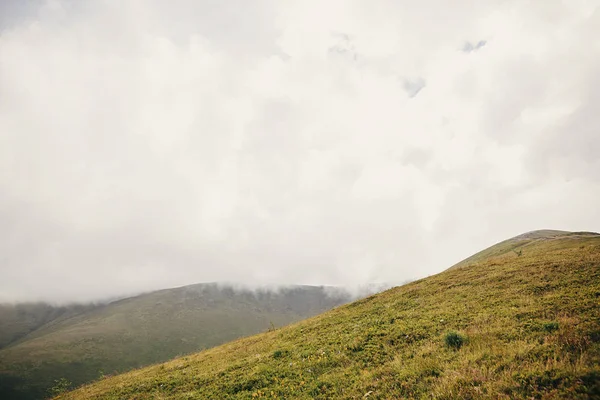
[0,302,101,350]
[60,231,600,399]
[0,284,352,400]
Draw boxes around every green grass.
[0,285,351,400]
[57,230,600,399]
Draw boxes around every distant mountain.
[0,283,355,400]
[0,302,101,350]
[58,230,600,399]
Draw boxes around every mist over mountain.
[1,0,599,303]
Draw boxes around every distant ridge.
[511,229,569,240]
[0,284,354,400]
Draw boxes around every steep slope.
[0,284,351,400]
[60,231,600,399]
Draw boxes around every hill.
[0,284,352,400]
[59,230,600,399]
[0,302,102,350]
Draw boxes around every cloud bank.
[1,0,599,302]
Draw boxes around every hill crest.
[449,229,599,270]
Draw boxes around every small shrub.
[272,349,284,359]
[444,331,466,349]
[543,322,559,333]
[513,249,523,257]
[347,336,365,352]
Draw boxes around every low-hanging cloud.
[1,0,599,302]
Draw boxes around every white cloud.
[0,0,598,302]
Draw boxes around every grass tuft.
[543,321,560,333]
[444,331,466,349]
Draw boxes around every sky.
[0,0,599,302]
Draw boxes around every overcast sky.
[0,0,599,302]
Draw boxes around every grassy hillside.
[59,230,600,399]
[0,284,351,400]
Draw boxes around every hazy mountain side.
[59,231,600,399]
[0,284,353,400]
[0,302,101,349]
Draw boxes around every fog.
[1,0,599,302]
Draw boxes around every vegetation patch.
[444,331,467,349]
[272,349,287,359]
[543,321,560,333]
